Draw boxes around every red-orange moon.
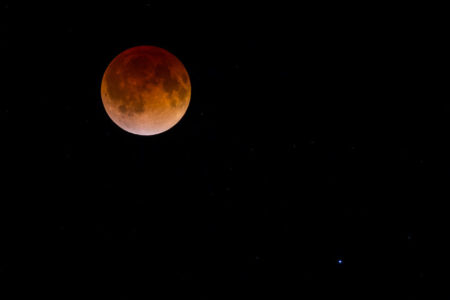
[101,46,191,135]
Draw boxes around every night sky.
[1,2,444,299]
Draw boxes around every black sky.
[1,2,445,299]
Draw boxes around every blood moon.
[101,46,191,135]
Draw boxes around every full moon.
[101,46,191,135]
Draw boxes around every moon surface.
[101,46,191,135]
